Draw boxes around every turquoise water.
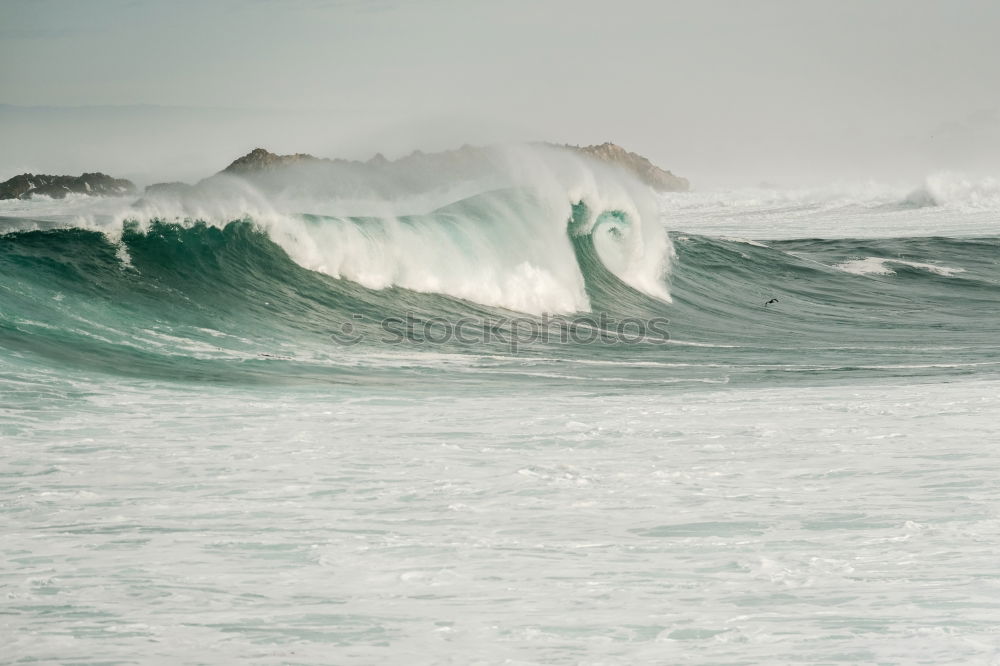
[3,160,1000,663]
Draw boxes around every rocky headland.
[0,172,136,200]
[560,142,689,192]
[175,142,690,194]
[0,142,687,202]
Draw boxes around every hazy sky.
[2,0,1000,186]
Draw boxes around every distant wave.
[3,213,998,383]
[652,173,1000,239]
[901,173,1000,210]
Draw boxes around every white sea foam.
[0,145,672,315]
[720,236,771,247]
[4,376,1000,664]
[659,172,1000,239]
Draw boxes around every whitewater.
[3,147,1000,665]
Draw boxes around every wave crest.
[110,144,673,314]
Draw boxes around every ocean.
[3,149,1000,664]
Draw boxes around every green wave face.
[2,188,999,388]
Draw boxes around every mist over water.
[4,1,1000,187]
[4,102,1000,190]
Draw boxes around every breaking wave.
[2,149,1000,386]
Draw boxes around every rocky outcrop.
[143,181,195,197]
[215,143,689,192]
[0,172,136,200]
[221,148,320,175]
[2,143,686,202]
[560,142,689,192]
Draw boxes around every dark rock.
[0,172,136,200]
[132,181,197,207]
